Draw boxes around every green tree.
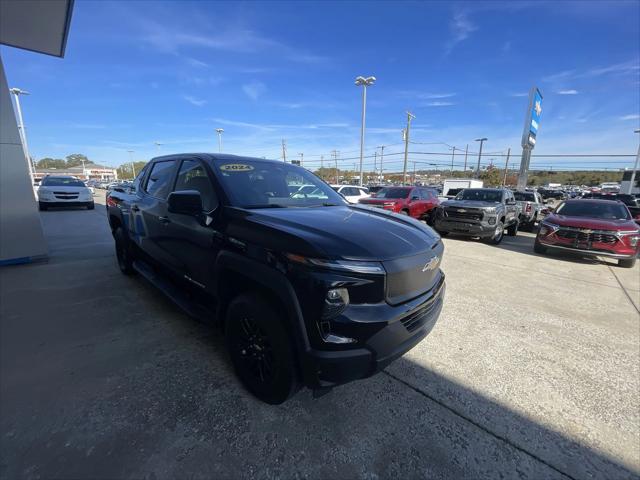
[480,167,502,187]
[117,161,148,180]
[65,153,92,168]
[36,158,66,169]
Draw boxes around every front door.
[165,158,221,294]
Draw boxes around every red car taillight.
[525,203,532,213]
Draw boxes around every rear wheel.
[618,257,637,268]
[114,227,135,275]
[487,221,504,245]
[226,293,299,404]
[533,239,547,254]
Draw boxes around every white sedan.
[330,185,370,203]
[37,175,95,210]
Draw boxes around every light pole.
[154,141,163,153]
[9,87,35,182]
[215,128,224,153]
[629,129,640,194]
[402,112,416,184]
[475,138,487,179]
[127,150,136,179]
[355,75,376,186]
[450,146,457,173]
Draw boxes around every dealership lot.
[1,197,638,479]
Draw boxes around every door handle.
[158,216,171,224]
[131,204,140,212]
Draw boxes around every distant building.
[34,164,117,181]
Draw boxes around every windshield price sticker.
[220,164,254,172]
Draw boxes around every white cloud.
[242,81,267,100]
[556,89,579,95]
[182,95,207,107]
[445,11,478,55]
[185,57,209,68]
[425,101,456,107]
[509,92,529,97]
[619,114,640,121]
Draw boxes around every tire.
[226,293,300,404]
[39,203,48,211]
[114,226,135,275]
[618,257,637,268]
[87,202,95,210]
[487,221,504,245]
[400,209,409,216]
[437,231,449,237]
[533,239,547,254]
[507,220,519,237]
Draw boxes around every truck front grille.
[400,276,445,332]
[53,191,80,200]
[444,208,483,221]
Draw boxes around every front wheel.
[226,293,299,404]
[618,257,637,268]
[87,202,95,210]
[487,221,504,245]
[533,239,547,254]
[507,221,519,237]
[114,227,135,275]
[399,209,409,216]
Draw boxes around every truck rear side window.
[144,160,176,199]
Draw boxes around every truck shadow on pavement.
[0,207,636,479]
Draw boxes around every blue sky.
[1,0,639,172]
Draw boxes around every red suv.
[358,186,439,221]
[534,199,640,268]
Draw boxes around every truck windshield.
[455,189,502,202]
[556,201,630,220]
[375,188,410,199]
[215,159,345,208]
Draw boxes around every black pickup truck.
[106,154,445,404]
[433,188,520,244]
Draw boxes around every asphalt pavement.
[1,195,638,479]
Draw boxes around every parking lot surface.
[1,196,638,479]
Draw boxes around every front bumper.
[538,238,638,259]
[434,218,495,237]
[303,275,445,388]
[39,200,93,208]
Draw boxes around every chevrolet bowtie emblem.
[422,256,440,272]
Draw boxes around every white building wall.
[0,56,47,264]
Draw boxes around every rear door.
[137,159,181,271]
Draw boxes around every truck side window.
[144,160,176,199]
[174,159,218,212]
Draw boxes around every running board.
[133,260,217,324]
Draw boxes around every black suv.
[106,154,445,404]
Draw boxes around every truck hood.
[441,200,500,209]
[226,205,439,261]
[547,214,639,232]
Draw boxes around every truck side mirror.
[168,190,203,216]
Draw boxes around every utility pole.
[463,144,468,172]
[373,151,377,183]
[402,111,415,185]
[320,155,324,179]
[378,145,385,184]
[281,139,287,162]
[450,146,456,174]
[332,150,339,184]
[502,148,511,186]
[475,138,487,179]
[628,129,640,194]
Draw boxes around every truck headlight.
[488,217,496,225]
[286,254,385,274]
[322,288,350,319]
[539,221,560,236]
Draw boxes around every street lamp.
[628,129,640,194]
[355,75,376,186]
[154,141,163,152]
[215,128,224,153]
[9,87,35,182]
[127,150,136,179]
[475,138,487,179]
